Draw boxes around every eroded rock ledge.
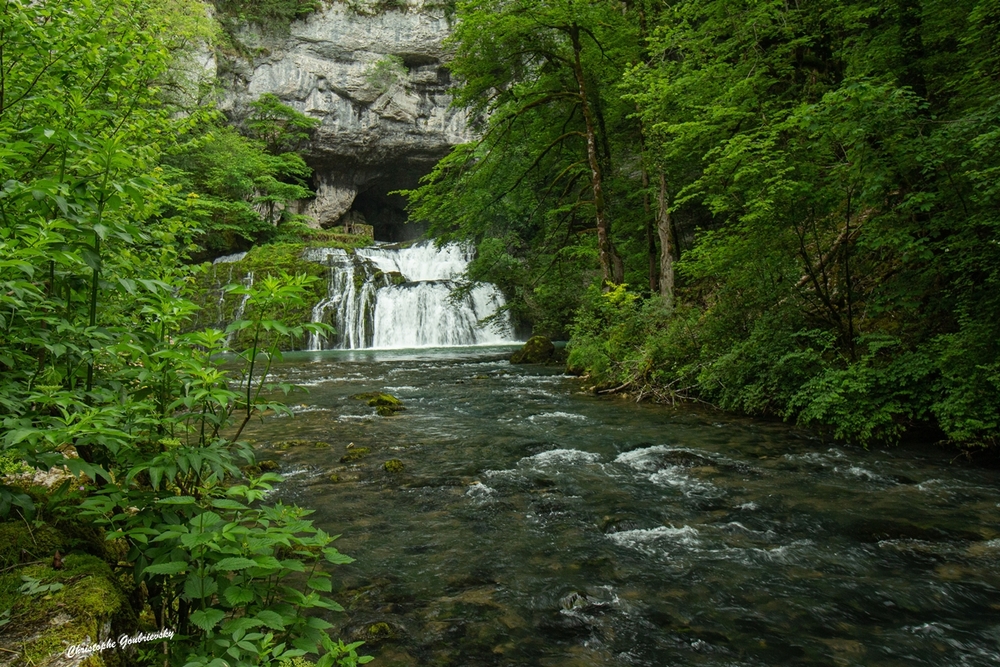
[217,1,471,240]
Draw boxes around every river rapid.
[242,346,1000,667]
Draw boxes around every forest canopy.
[404,0,1000,447]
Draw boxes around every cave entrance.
[340,163,432,242]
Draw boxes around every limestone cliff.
[216,1,470,240]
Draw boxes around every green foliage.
[0,1,365,664]
[246,94,322,155]
[163,116,315,256]
[417,0,1000,446]
[363,55,407,95]
[212,0,324,29]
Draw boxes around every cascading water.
[226,271,254,346]
[304,242,516,350]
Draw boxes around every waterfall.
[305,242,516,350]
[226,271,254,346]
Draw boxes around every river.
[241,346,1000,666]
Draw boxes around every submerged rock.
[383,459,405,474]
[341,447,371,463]
[352,391,405,416]
[273,439,328,450]
[510,336,556,364]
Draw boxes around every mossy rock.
[510,336,556,364]
[273,439,326,450]
[350,392,401,407]
[363,621,394,642]
[373,270,407,286]
[0,522,66,570]
[383,459,404,474]
[351,392,404,416]
[340,447,370,464]
[0,554,137,666]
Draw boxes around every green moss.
[510,336,556,364]
[340,447,370,463]
[383,459,404,474]
[362,621,394,642]
[185,236,370,351]
[350,392,400,407]
[0,554,136,667]
[372,270,406,286]
[273,439,326,450]
[0,522,66,569]
[350,392,405,415]
[0,452,31,476]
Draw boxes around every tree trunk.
[642,166,658,292]
[657,170,675,309]
[569,25,614,287]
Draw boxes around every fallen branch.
[595,381,632,395]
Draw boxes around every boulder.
[510,336,556,364]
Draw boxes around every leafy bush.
[0,1,367,663]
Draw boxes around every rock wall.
[217,1,470,240]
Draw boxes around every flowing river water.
[241,346,1000,667]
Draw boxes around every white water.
[213,251,248,264]
[305,242,516,350]
[226,271,254,346]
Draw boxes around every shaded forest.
[406,0,1000,447]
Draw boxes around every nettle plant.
[78,277,371,667]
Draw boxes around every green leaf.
[158,496,197,505]
[214,557,257,571]
[210,498,248,510]
[323,548,354,565]
[255,609,285,630]
[143,561,187,576]
[190,608,226,632]
[185,574,219,599]
[306,576,332,592]
[223,585,256,605]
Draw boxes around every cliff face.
[217,2,469,240]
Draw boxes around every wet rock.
[341,447,371,463]
[537,611,592,641]
[600,516,641,534]
[372,270,407,286]
[363,621,394,642]
[383,459,405,474]
[273,439,327,450]
[352,391,405,416]
[510,335,556,364]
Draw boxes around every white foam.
[527,411,588,422]
[607,525,701,554]
[522,449,601,466]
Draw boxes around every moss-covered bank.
[0,521,138,667]
[186,236,370,350]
